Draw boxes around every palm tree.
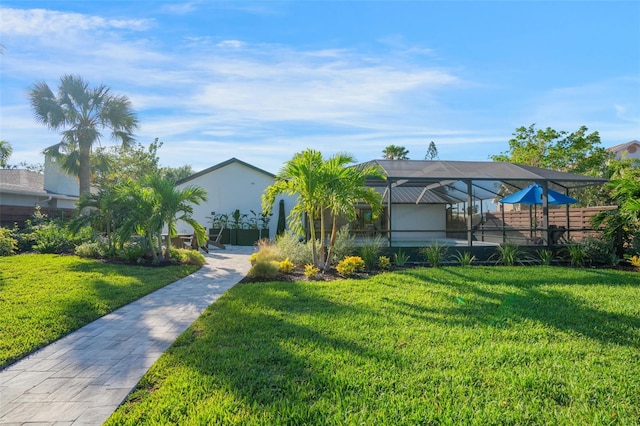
[263,149,384,269]
[0,140,12,167]
[324,154,384,269]
[382,144,409,160]
[30,75,139,196]
[146,175,207,260]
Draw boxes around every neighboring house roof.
[359,160,608,204]
[0,169,78,200]
[176,157,275,185]
[607,140,640,155]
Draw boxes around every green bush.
[275,230,312,266]
[394,249,410,267]
[378,255,391,270]
[358,236,382,269]
[536,249,554,266]
[248,260,280,280]
[420,242,449,267]
[565,242,586,267]
[171,248,206,267]
[33,223,74,254]
[75,241,107,259]
[0,227,17,256]
[336,256,365,277]
[493,241,525,266]
[583,237,618,266]
[331,225,355,263]
[119,242,148,263]
[453,250,476,267]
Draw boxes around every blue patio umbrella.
[499,184,578,242]
[499,184,578,205]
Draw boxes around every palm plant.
[30,75,138,195]
[146,175,207,260]
[0,140,12,167]
[382,144,409,160]
[263,149,329,268]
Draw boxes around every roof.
[0,169,80,199]
[607,140,640,153]
[176,157,275,185]
[358,160,608,203]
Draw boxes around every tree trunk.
[79,143,91,196]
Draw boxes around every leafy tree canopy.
[491,124,609,174]
[94,138,193,188]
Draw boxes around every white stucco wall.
[390,204,447,242]
[175,160,293,238]
[43,157,79,196]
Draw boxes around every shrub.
[119,242,148,263]
[75,242,106,259]
[172,248,206,267]
[359,236,382,269]
[629,255,640,268]
[275,230,312,266]
[536,249,554,266]
[304,264,320,280]
[583,237,618,266]
[0,227,17,256]
[453,250,476,267]
[278,258,296,274]
[32,223,74,254]
[394,249,410,267]
[493,241,525,266]
[336,256,366,277]
[378,255,391,270]
[250,240,280,266]
[248,260,281,280]
[331,225,355,264]
[420,242,449,267]
[565,243,586,267]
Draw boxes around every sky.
[1,1,639,174]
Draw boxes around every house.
[607,140,640,161]
[174,158,293,245]
[0,157,79,228]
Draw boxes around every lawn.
[106,266,640,425]
[0,254,199,368]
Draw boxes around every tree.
[30,75,139,196]
[491,124,608,174]
[591,165,640,256]
[425,141,439,160]
[324,155,384,269]
[0,140,12,167]
[382,145,409,160]
[263,149,384,269]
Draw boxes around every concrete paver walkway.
[0,246,253,425]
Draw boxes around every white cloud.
[0,7,153,36]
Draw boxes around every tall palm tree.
[323,154,384,269]
[263,149,384,269]
[382,144,409,160]
[263,149,327,267]
[30,75,139,195]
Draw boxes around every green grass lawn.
[0,254,199,368]
[106,266,640,425]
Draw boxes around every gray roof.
[0,169,47,195]
[359,160,608,203]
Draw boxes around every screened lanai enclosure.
[345,160,608,249]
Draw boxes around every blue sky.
[1,1,639,174]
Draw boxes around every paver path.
[0,246,253,425]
